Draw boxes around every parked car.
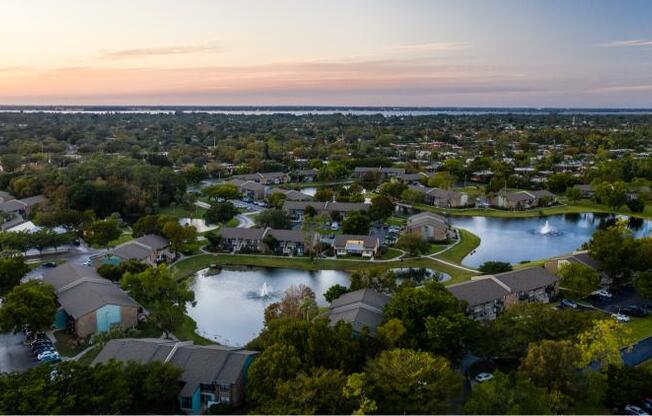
[623,405,649,415]
[37,351,60,361]
[642,398,652,412]
[330,222,339,231]
[593,289,613,299]
[40,354,61,363]
[42,262,57,268]
[82,258,93,267]
[474,372,494,383]
[612,313,631,323]
[559,299,578,309]
[621,305,648,317]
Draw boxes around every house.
[282,200,370,221]
[290,169,318,183]
[326,288,390,335]
[264,228,320,256]
[109,234,172,265]
[333,234,380,257]
[234,171,289,185]
[353,167,405,179]
[267,188,313,201]
[405,211,451,242]
[447,267,559,320]
[224,179,268,200]
[92,338,258,414]
[0,194,48,216]
[217,227,267,253]
[43,263,139,338]
[396,173,426,185]
[424,187,472,208]
[573,184,595,198]
[491,190,556,210]
[544,251,609,285]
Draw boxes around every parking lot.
[0,333,38,373]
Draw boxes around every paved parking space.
[588,287,649,313]
[0,333,38,373]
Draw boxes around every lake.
[187,268,350,346]
[450,213,652,267]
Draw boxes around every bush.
[478,261,513,274]
[626,198,645,213]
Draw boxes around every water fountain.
[531,219,562,236]
[259,281,271,298]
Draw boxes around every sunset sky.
[1,0,651,106]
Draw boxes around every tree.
[576,319,629,369]
[314,188,334,202]
[633,270,652,299]
[376,318,406,349]
[464,371,553,415]
[121,266,195,338]
[566,186,582,201]
[264,285,318,323]
[162,221,197,254]
[0,255,29,295]
[323,284,350,303]
[478,261,512,274]
[343,373,378,415]
[359,349,462,414]
[594,181,627,211]
[255,209,292,229]
[587,226,638,282]
[626,197,645,213]
[604,364,652,408]
[395,232,430,256]
[379,182,408,199]
[558,262,600,297]
[84,218,122,249]
[0,280,57,332]
[204,202,237,225]
[341,211,371,235]
[261,368,353,414]
[369,195,394,220]
[519,340,582,398]
[384,281,475,360]
[203,183,240,201]
[132,214,176,237]
[428,171,455,189]
[547,173,574,194]
[124,361,183,414]
[267,192,286,209]
[400,188,425,204]
[349,269,396,293]
[247,343,302,405]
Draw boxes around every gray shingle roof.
[493,267,559,292]
[218,227,266,240]
[267,229,310,243]
[327,289,390,334]
[57,280,138,318]
[111,243,151,261]
[447,278,511,307]
[333,234,379,249]
[93,338,258,398]
[134,234,169,251]
[43,262,102,291]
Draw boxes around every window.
[180,397,192,409]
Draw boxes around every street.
[0,333,37,373]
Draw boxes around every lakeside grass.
[434,229,481,264]
[377,247,403,260]
[171,253,475,284]
[623,315,652,346]
[414,199,652,220]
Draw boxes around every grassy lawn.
[76,346,101,366]
[386,216,407,226]
[53,330,89,357]
[623,315,652,346]
[225,217,239,227]
[159,205,207,219]
[107,231,133,248]
[513,259,547,270]
[377,248,403,260]
[434,229,481,265]
[171,253,476,284]
[427,242,449,255]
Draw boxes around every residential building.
[234,171,289,185]
[405,211,451,241]
[43,263,139,338]
[0,194,48,216]
[353,166,405,179]
[447,266,559,320]
[544,251,609,284]
[265,228,320,256]
[290,169,317,182]
[416,186,472,208]
[217,227,267,253]
[573,184,595,198]
[267,187,313,201]
[282,200,370,221]
[333,234,380,257]
[491,190,556,210]
[92,338,258,414]
[108,234,172,265]
[326,288,390,335]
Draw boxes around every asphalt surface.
[0,333,37,373]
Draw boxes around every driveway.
[0,333,37,373]
[237,212,257,228]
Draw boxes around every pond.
[450,213,652,268]
[187,268,350,346]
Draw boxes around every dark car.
[42,262,57,268]
[621,305,648,317]
[559,299,578,309]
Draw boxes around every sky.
[1,0,651,107]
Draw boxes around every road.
[0,333,37,373]
[237,212,257,228]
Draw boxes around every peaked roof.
[327,288,390,334]
[93,338,258,397]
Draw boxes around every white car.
[474,372,494,383]
[37,351,59,360]
[612,313,631,323]
[624,405,649,415]
[594,289,613,298]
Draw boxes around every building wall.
[54,309,69,329]
[120,305,139,330]
[96,304,122,333]
[75,312,98,338]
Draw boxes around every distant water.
[2,107,652,116]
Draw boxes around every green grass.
[76,346,101,366]
[171,253,476,284]
[434,229,481,265]
[159,205,207,219]
[623,315,652,346]
[414,198,652,220]
[427,242,449,255]
[107,232,133,248]
[53,330,88,357]
[513,259,547,270]
[225,217,239,227]
[386,216,407,226]
[377,248,403,260]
